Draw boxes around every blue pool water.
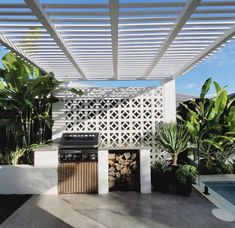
[204,181,235,205]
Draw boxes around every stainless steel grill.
[58,132,100,163]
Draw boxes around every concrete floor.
[1,191,235,228]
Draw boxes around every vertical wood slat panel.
[58,162,98,194]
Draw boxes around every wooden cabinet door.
[58,162,98,194]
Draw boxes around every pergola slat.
[43,4,108,9]
[143,0,201,79]
[0,3,27,8]
[0,0,233,81]
[24,0,87,80]
[0,33,47,73]
[173,24,235,78]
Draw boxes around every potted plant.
[175,165,197,196]
[155,123,191,166]
[151,158,172,192]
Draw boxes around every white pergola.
[1,1,235,196]
[0,0,234,82]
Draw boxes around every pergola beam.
[109,0,119,79]
[143,0,201,79]
[24,0,87,80]
[173,24,235,78]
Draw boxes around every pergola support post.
[163,79,176,123]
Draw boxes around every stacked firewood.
[108,151,139,191]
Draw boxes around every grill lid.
[59,132,100,149]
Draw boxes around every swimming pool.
[203,181,235,212]
[204,182,235,204]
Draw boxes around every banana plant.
[0,52,82,154]
[177,78,235,172]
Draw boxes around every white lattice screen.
[62,87,163,150]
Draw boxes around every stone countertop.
[33,143,59,152]
[100,148,151,151]
[33,142,151,152]
[99,142,151,150]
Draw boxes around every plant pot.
[151,169,170,193]
[168,165,180,187]
[176,183,192,196]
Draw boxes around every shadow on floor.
[1,203,73,228]
[0,195,32,224]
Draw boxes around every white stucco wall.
[163,79,176,122]
[0,165,57,194]
[0,150,58,194]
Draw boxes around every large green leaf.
[208,89,227,120]
[227,106,235,132]
[0,80,5,89]
[202,139,223,151]
[205,99,214,119]
[213,81,222,94]
[200,77,211,99]
[227,95,235,110]
[27,72,60,98]
[187,115,200,134]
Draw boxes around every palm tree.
[155,123,191,165]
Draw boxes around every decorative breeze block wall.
[63,87,164,149]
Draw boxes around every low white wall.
[0,149,58,194]
[0,165,57,194]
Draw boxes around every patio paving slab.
[1,191,235,228]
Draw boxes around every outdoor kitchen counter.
[33,142,151,194]
[33,144,59,167]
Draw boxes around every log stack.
[108,150,140,191]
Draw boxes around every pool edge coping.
[193,175,235,216]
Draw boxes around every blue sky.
[1,39,235,96]
[176,39,235,97]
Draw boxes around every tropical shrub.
[155,123,191,165]
[0,53,58,149]
[175,165,197,196]
[0,52,82,162]
[151,157,172,192]
[0,147,31,165]
[152,158,172,173]
[175,165,197,185]
[178,78,235,174]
